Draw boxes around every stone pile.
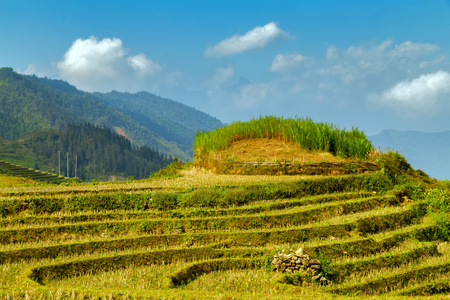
[271,248,332,286]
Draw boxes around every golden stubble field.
[0,165,449,299]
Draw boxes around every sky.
[2,0,450,135]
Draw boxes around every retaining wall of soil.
[195,160,379,176]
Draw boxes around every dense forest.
[19,123,173,181]
[0,67,223,161]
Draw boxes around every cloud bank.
[205,22,289,58]
[57,36,165,92]
[270,53,308,72]
[204,38,450,126]
[371,71,450,116]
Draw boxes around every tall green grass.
[193,116,373,160]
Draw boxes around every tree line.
[22,123,174,181]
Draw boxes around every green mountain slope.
[0,67,224,161]
[0,124,173,181]
[0,136,54,171]
[93,91,223,157]
[18,124,173,181]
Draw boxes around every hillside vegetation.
[194,116,376,176]
[0,123,173,181]
[194,116,373,160]
[0,67,223,161]
[0,118,448,299]
[93,91,223,158]
[22,123,173,181]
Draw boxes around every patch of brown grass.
[211,138,346,163]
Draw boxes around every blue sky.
[2,0,450,135]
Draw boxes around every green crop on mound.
[193,116,373,160]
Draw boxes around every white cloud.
[128,53,163,76]
[16,64,46,77]
[208,39,448,123]
[57,36,164,92]
[22,64,37,75]
[57,37,125,79]
[205,22,289,58]
[210,64,234,87]
[390,41,439,58]
[373,70,450,112]
[326,46,338,60]
[270,53,308,72]
[314,39,443,90]
[341,40,440,75]
[207,78,270,111]
[208,38,448,122]
[235,83,269,108]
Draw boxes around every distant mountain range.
[370,130,450,180]
[0,67,223,162]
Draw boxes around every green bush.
[425,188,450,241]
[376,151,411,184]
[276,273,303,286]
[151,192,179,211]
[388,182,425,202]
[149,161,189,180]
[315,248,335,279]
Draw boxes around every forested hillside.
[15,123,173,181]
[93,91,223,157]
[0,67,223,161]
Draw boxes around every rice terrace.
[0,116,449,299]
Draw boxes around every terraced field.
[0,160,67,184]
[0,167,448,299]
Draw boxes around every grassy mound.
[193,116,376,175]
[194,116,373,160]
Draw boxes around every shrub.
[149,162,189,180]
[425,188,450,241]
[152,191,179,211]
[315,248,336,279]
[390,182,425,202]
[376,151,411,184]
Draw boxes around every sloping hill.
[0,160,66,184]
[15,124,174,181]
[93,91,223,158]
[0,136,54,171]
[0,67,223,161]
